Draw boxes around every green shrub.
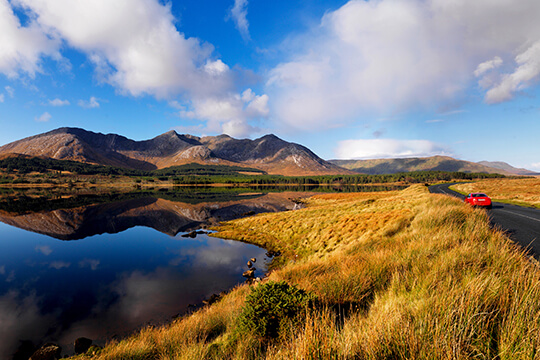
[237,281,317,340]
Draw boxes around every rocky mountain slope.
[0,127,349,175]
[329,156,531,175]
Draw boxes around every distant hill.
[0,127,350,176]
[329,156,515,175]
[477,161,539,176]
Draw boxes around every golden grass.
[451,177,540,208]
[70,185,540,359]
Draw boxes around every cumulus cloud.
[5,0,266,135]
[229,0,250,41]
[267,0,540,131]
[335,139,449,159]
[474,56,503,77]
[14,0,229,99]
[178,88,268,137]
[78,96,100,108]
[0,0,60,79]
[484,42,540,103]
[48,98,70,106]
[0,94,3,103]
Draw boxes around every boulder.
[29,343,61,360]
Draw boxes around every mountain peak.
[0,127,351,175]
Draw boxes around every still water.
[0,189,292,358]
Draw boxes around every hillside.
[330,156,514,175]
[477,160,539,175]
[0,128,350,176]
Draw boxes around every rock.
[247,260,253,268]
[29,343,62,360]
[250,257,256,263]
[74,337,93,355]
[242,269,255,278]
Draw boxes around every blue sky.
[0,0,539,170]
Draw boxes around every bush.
[237,281,316,340]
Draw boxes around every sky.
[0,0,539,170]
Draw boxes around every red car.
[464,193,492,209]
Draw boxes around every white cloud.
[4,85,14,97]
[426,119,444,123]
[6,0,266,135]
[48,98,70,106]
[35,111,51,122]
[267,0,540,131]
[0,94,4,103]
[335,139,449,159]
[78,96,100,109]
[484,42,540,104]
[229,0,250,41]
[0,0,60,79]
[178,88,268,137]
[474,56,503,77]
[14,0,231,99]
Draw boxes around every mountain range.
[0,127,536,176]
[0,127,347,176]
[330,156,538,176]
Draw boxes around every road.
[429,183,540,258]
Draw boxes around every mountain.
[0,127,349,175]
[329,156,516,175]
[477,161,539,176]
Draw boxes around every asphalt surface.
[429,183,540,258]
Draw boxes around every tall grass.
[71,185,540,359]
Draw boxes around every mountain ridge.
[329,156,538,175]
[0,127,350,176]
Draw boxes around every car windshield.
[473,193,488,197]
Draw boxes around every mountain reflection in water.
[0,190,305,240]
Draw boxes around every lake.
[0,185,404,358]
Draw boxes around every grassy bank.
[451,177,540,208]
[71,185,540,359]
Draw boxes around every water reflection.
[0,226,267,358]
[0,190,304,240]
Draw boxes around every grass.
[451,177,540,208]
[69,185,540,359]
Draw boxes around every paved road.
[429,183,540,258]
